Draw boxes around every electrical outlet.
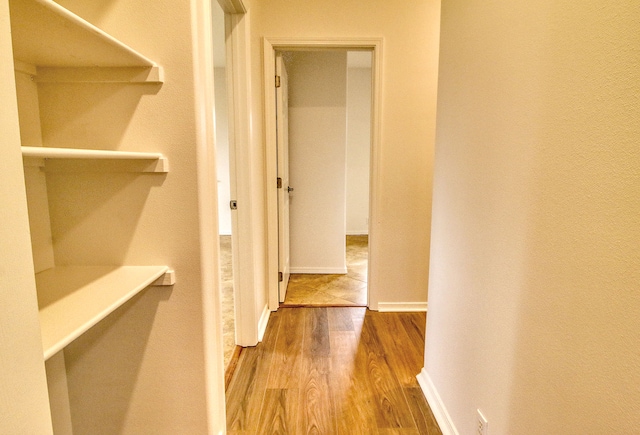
[476,409,489,435]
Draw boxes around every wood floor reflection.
[226,307,442,434]
[282,235,368,307]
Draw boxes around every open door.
[276,53,291,302]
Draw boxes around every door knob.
[287,186,294,193]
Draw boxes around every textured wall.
[425,1,640,433]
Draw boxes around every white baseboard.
[417,369,459,435]
[376,302,428,312]
[257,304,271,342]
[289,267,347,274]
[346,231,368,236]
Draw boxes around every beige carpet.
[219,235,235,369]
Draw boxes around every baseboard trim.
[417,369,459,435]
[289,267,347,274]
[257,304,271,342]
[346,231,368,236]
[376,302,428,312]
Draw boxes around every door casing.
[263,37,384,311]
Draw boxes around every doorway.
[277,50,372,307]
[211,0,238,372]
[264,38,383,312]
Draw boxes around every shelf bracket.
[152,269,176,286]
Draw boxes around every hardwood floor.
[226,307,442,434]
[282,236,368,306]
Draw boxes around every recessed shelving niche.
[11,0,173,363]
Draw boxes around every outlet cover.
[477,409,489,435]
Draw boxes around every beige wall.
[0,2,53,431]
[288,51,347,273]
[346,64,372,235]
[249,0,441,305]
[215,67,232,235]
[425,1,640,433]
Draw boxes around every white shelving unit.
[1,0,211,432]
[10,0,173,356]
[7,2,175,430]
[37,266,175,360]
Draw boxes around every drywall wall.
[215,66,232,235]
[14,70,55,273]
[424,1,640,433]
[346,57,371,235]
[288,51,347,273]
[0,2,53,430]
[35,0,214,432]
[249,0,441,306]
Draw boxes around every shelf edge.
[22,146,164,160]
[41,265,170,360]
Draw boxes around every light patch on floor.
[282,235,368,306]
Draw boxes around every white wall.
[0,1,53,429]
[212,2,231,236]
[424,1,640,434]
[249,0,441,306]
[214,66,232,235]
[288,51,347,273]
[346,54,371,235]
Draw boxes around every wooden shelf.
[22,146,169,172]
[9,0,163,83]
[36,265,175,360]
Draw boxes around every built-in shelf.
[36,265,175,360]
[22,146,169,172]
[9,0,163,83]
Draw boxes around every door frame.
[275,53,291,303]
[191,0,251,431]
[221,6,260,348]
[263,37,384,311]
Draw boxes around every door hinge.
[277,177,282,188]
[230,200,237,210]
[278,272,283,282]
[275,75,281,88]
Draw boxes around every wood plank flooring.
[226,307,442,434]
[282,236,368,306]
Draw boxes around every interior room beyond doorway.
[278,50,372,307]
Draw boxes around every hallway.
[226,307,441,434]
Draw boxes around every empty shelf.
[9,0,156,68]
[21,147,168,172]
[22,146,163,160]
[36,265,172,360]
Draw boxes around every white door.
[276,53,291,302]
